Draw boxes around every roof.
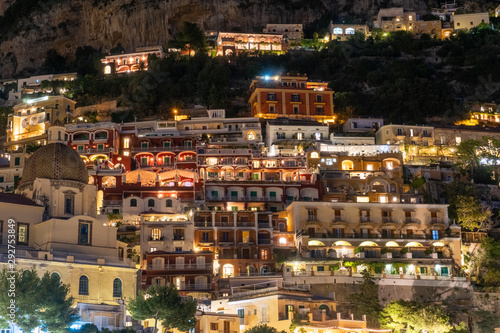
[0,193,41,207]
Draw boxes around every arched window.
[51,272,60,281]
[130,199,137,207]
[104,65,111,74]
[311,152,319,158]
[333,27,343,35]
[113,278,122,297]
[79,276,89,295]
[148,199,155,207]
[166,199,173,207]
[345,28,355,35]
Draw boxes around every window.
[261,249,268,260]
[261,306,269,323]
[345,27,355,34]
[151,228,162,240]
[17,223,29,245]
[64,194,74,215]
[113,278,122,297]
[51,272,60,281]
[14,157,20,166]
[130,199,137,207]
[163,141,171,149]
[79,276,89,295]
[78,221,92,245]
[123,138,130,149]
[397,128,403,135]
[267,93,277,101]
[307,209,317,221]
[210,323,218,331]
[296,132,303,140]
[148,199,155,207]
[166,199,172,207]
[293,105,299,114]
[432,230,440,240]
[316,107,324,115]
[269,105,276,113]
[333,27,343,35]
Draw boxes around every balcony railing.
[215,221,234,227]
[258,239,272,245]
[301,231,439,240]
[194,221,213,227]
[237,221,255,227]
[173,235,185,241]
[147,264,212,270]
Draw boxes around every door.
[223,321,230,333]
[196,256,205,269]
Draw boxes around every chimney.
[321,310,326,322]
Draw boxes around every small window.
[130,198,137,207]
[78,221,92,245]
[148,199,155,207]
[79,276,89,295]
[51,272,60,281]
[113,278,122,297]
[166,199,172,207]
[14,157,20,166]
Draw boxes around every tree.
[0,269,77,332]
[349,270,382,327]
[379,300,452,333]
[455,194,491,231]
[128,284,197,333]
[42,49,67,74]
[244,324,286,333]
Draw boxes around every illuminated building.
[451,12,489,30]
[248,73,335,123]
[216,32,284,56]
[100,46,164,75]
[327,21,369,41]
[0,124,137,330]
[5,95,76,149]
[374,8,417,32]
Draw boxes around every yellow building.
[5,95,76,150]
[0,124,138,330]
[211,286,379,333]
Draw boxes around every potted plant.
[354,246,365,258]
[400,247,412,258]
[381,247,392,259]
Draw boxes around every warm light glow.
[406,242,424,247]
[359,241,378,247]
[385,241,399,247]
[308,240,325,246]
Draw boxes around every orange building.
[248,73,335,123]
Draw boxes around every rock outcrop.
[0,0,465,77]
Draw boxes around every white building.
[266,118,329,156]
[343,117,384,133]
[263,24,303,40]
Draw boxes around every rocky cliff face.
[0,0,444,78]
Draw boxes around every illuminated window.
[345,28,355,34]
[248,131,255,140]
[333,27,343,35]
[311,152,319,158]
[279,237,287,245]
[357,197,369,203]
[366,164,373,171]
[123,138,130,149]
[261,249,269,260]
[151,228,162,240]
[455,136,461,145]
[104,66,111,74]
[17,224,28,245]
[207,158,218,165]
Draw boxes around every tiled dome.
[22,143,88,183]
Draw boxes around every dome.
[22,143,88,183]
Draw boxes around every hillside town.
[1,3,500,333]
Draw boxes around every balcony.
[148,236,164,241]
[194,221,213,227]
[258,222,271,228]
[431,218,445,225]
[359,216,372,222]
[382,217,394,223]
[198,238,215,244]
[173,235,185,241]
[147,263,212,270]
[131,145,195,152]
[237,221,256,227]
[103,200,122,206]
[218,241,235,246]
[215,221,234,227]
[258,239,272,245]
[302,231,436,240]
[405,217,421,224]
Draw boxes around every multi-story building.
[374,8,417,32]
[327,22,370,41]
[213,284,376,333]
[342,117,384,133]
[451,12,489,30]
[216,32,284,56]
[263,24,303,41]
[307,149,411,204]
[193,210,277,277]
[265,118,329,156]
[5,96,76,149]
[66,121,122,169]
[249,73,335,123]
[0,152,27,192]
[142,251,214,298]
[469,102,500,124]
[412,20,444,38]
[100,46,164,75]
[285,201,462,273]
[0,125,138,331]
